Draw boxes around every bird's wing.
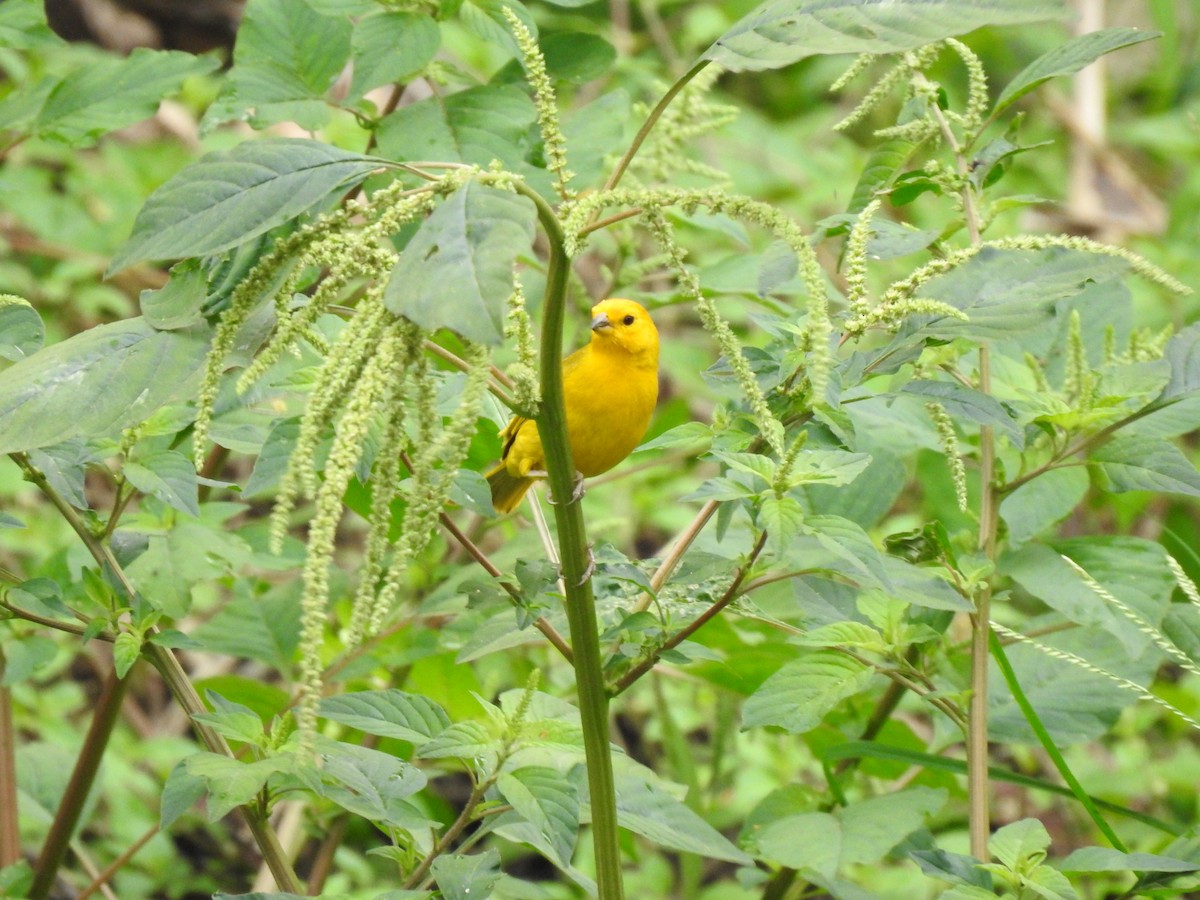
[498,415,529,461]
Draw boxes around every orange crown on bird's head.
[587,298,659,364]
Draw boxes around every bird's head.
[589,298,659,364]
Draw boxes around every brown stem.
[437,511,573,662]
[30,664,131,900]
[75,823,159,900]
[611,530,767,695]
[403,777,493,889]
[0,657,18,867]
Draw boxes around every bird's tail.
[486,463,533,514]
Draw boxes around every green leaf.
[461,0,537,53]
[191,589,300,672]
[0,295,44,361]
[0,0,61,50]
[912,247,1131,340]
[989,817,1050,869]
[185,752,291,821]
[112,632,142,678]
[967,138,1053,191]
[304,742,426,827]
[497,767,579,867]
[203,0,352,131]
[756,788,945,872]
[999,467,1089,547]
[756,812,841,876]
[987,627,1158,745]
[637,421,712,452]
[994,28,1160,116]
[742,650,874,733]
[1092,435,1200,497]
[139,260,207,330]
[160,761,207,830]
[318,690,451,742]
[416,721,494,760]
[540,32,617,84]
[848,137,925,214]
[711,450,776,487]
[702,0,1066,73]
[1160,321,1200,400]
[384,181,536,345]
[26,441,91,509]
[375,84,537,171]
[1060,847,1200,874]
[0,319,208,454]
[610,773,754,864]
[0,635,57,685]
[429,849,501,900]
[902,381,1022,448]
[111,139,383,271]
[244,418,302,496]
[348,11,440,101]
[125,448,200,517]
[1005,537,1173,647]
[34,48,218,146]
[760,495,804,557]
[193,691,266,745]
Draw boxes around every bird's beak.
[591,311,612,332]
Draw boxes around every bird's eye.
[622,314,635,326]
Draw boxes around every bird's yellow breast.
[498,298,660,481]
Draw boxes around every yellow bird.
[486,298,660,514]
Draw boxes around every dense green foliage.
[3,0,1200,898]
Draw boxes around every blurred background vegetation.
[3,1,1200,897]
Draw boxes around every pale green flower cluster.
[189,167,504,751]
[504,278,540,417]
[502,7,574,201]
[926,401,968,513]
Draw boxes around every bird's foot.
[547,471,586,506]
[576,545,596,586]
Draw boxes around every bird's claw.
[547,471,586,506]
[576,545,596,586]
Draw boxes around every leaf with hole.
[384,180,536,344]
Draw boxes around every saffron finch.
[487,298,659,514]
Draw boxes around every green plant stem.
[141,642,302,892]
[922,84,995,858]
[407,773,495,889]
[988,632,1127,851]
[515,182,624,898]
[12,452,304,894]
[30,664,131,900]
[603,60,709,192]
[0,654,18,868]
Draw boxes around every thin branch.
[1,601,116,642]
[611,530,767,695]
[404,776,493,890]
[603,60,710,192]
[75,823,159,900]
[438,510,573,662]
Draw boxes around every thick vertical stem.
[925,86,994,857]
[30,665,130,900]
[970,394,997,859]
[517,184,624,898]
